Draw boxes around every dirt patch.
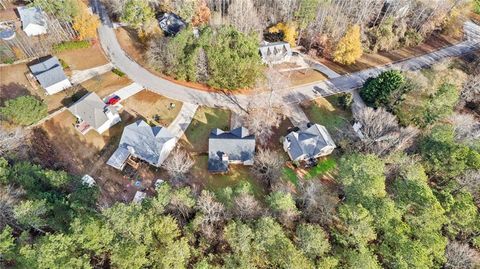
[80,71,133,98]
[285,69,328,86]
[56,42,109,70]
[0,63,31,104]
[319,33,463,75]
[122,90,183,127]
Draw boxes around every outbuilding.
[17,6,47,36]
[29,56,71,95]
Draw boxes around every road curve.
[92,0,480,111]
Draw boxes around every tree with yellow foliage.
[333,24,363,65]
[268,22,297,47]
[73,1,100,40]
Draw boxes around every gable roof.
[68,92,116,130]
[17,6,46,28]
[208,127,256,172]
[29,57,68,88]
[116,120,175,166]
[285,124,336,161]
[259,41,292,63]
[158,13,186,35]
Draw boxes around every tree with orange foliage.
[268,22,297,47]
[333,24,363,65]
[191,0,211,26]
[73,1,100,40]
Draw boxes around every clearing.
[181,106,231,153]
[56,42,109,71]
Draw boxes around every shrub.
[52,40,90,53]
[338,93,353,110]
[111,68,125,77]
[58,58,69,69]
[2,58,15,65]
[0,95,48,126]
[360,70,405,108]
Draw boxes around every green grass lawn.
[282,167,299,186]
[192,156,264,197]
[182,107,231,153]
[303,95,352,135]
[305,158,337,179]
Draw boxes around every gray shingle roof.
[208,127,256,172]
[29,57,68,88]
[106,147,130,170]
[284,124,336,161]
[17,6,46,29]
[68,92,116,130]
[113,120,175,167]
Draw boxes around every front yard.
[181,107,231,153]
[302,95,352,136]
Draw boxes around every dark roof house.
[29,56,71,95]
[283,123,336,162]
[107,120,176,170]
[158,13,186,36]
[208,127,256,172]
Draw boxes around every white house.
[17,6,47,36]
[107,120,176,170]
[68,92,121,135]
[259,41,292,64]
[29,56,72,95]
[283,123,336,162]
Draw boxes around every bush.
[111,68,125,77]
[474,0,480,14]
[58,58,69,69]
[338,93,353,110]
[360,70,405,108]
[2,58,15,65]
[0,95,48,126]
[52,40,91,53]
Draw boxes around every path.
[288,104,310,129]
[70,63,114,84]
[92,0,480,111]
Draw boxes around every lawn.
[182,106,231,153]
[55,42,109,70]
[80,71,133,98]
[190,156,264,197]
[122,90,182,127]
[303,95,352,135]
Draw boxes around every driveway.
[70,63,114,84]
[92,0,480,110]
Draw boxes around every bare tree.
[241,68,291,145]
[457,170,480,205]
[460,75,480,115]
[0,185,25,231]
[227,0,261,36]
[0,126,30,155]
[232,193,262,220]
[449,113,480,142]
[353,106,419,156]
[251,148,284,188]
[297,180,339,225]
[445,241,480,269]
[162,148,195,181]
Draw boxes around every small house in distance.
[283,123,336,164]
[158,13,186,36]
[29,56,71,95]
[17,6,47,36]
[107,120,176,170]
[259,41,292,65]
[208,127,256,173]
[68,92,121,135]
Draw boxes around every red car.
[107,95,121,105]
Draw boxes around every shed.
[29,56,71,95]
[17,6,47,36]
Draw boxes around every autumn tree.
[161,148,195,182]
[73,1,100,40]
[333,24,363,65]
[191,0,210,26]
[268,22,297,46]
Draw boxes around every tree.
[333,24,363,65]
[120,0,155,30]
[360,70,405,108]
[191,0,211,26]
[268,22,297,46]
[232,193,262,220]
[297,180,339,225]
[295,0,320,44]
[73,1,100,40]
[161,148,195,181]
[449,113,480,143]
[334,203,377,247]
[353,106,419,156]
[29,0,80,22]
[266,191,299,227]
[0,226,15,262]
[251,148,284,187]
[445,241,480,269]
[227,0,261,36]
[460,74,480,114]
[0,96,47,126]
[295,223,330,260]
[14,199,51,233]
[340,248,382,269]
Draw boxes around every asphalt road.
[92,0,480,112]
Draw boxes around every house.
[29,56,71,95]
[107,120,176,170]
[68,92,121,135]
[158,13,186,36]
[17,6,47,36]
[259,41,292,64]
[283,123,336,163]
[208,127,256,173]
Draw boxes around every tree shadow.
[60,85,90,107]
[0,82,29,105]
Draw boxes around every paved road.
[92,0,480,111]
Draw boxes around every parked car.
[106,95,121,105]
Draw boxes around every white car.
[154,179,165,189]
